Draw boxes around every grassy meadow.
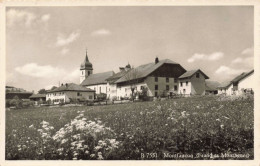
[6,95,254,160]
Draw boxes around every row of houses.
[6,50,254,105]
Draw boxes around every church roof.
[80,51,93,70]
[81,71,115,86]
[115,59,184,83]
[48,83,95,93]
[179,69,209,79]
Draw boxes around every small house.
[29,94,46,105]
[46,83,95,105]
[178,69,209,96]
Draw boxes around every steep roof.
[115,59,185,83]
[179,69,209,79]
[231,70,254,83]
[48,83,95,93]
[217,69,254,89]
[29,94,46,99]
[205,80,221,91]
[81,71,115,86]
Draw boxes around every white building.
[113,58,186,99]
[231,70,254,95]
[178,69,209,96]
[217,70,254,96]
[46,83,95,104]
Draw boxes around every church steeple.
[80,49,93,70]
[80,49,93,84]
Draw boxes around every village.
[5,49,254,108]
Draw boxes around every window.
[89,95,93,99]
[186,81,188,86]
[183,89,186,94]
[88,71,91,75]
[166,85,169,91]
[77,92,81,96]
[155,92,158,97]
[174,85,178,91]
[196,73,200,78]
[174,78,178,83]
[166,77,169,83]
[180,82,183,87]
[155,85,158,90]
[140,86,144,90]
[99,87,101,93]
[155,77,158,82]
[125,88,127,92]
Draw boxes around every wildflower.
[85,150,89,155]
[216,118,221,122]
[220,124,224,129]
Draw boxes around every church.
[79,50,210,100]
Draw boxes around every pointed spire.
[85,48,89,62]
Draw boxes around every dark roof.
[80,51,93,70]
[6,91,33,94]
[115,59,184,83]
[29,94,46,99]
[217,69,254,89]
[205,80,221,91]
[106,70,129,83]
[179,69,209,79]
[6,86,14,88]
[48,83,95,93]
[231,70,254,83]
[80,71,115,86]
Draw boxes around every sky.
[6,6,254,92]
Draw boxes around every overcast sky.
[6,6,253,92]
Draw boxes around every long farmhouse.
[79,51,211,100]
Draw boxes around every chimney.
[119,67,125,72]
[125,63,131,71]
[155,57,159,64]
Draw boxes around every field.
[6,95,254,160]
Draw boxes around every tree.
[124,68,141,101]
[38,88,47,94]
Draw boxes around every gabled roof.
[115,59,185,83]
[205,80,221,91]
[231,70,254,83]
[178,69,209,79]
[29,94,46,99]
[81,71,115,86]
[106,70,129,84]
[48,83,95,93]
[217,69,254,89]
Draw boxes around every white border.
[0,1,259,166]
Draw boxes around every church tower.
[80,50,93,84]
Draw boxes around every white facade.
[237,72,254,93]
[46,91,94,104]
[111,76,179,100]
[80,69,93,84]
[85,84,109,94]
[179,72,207,96]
